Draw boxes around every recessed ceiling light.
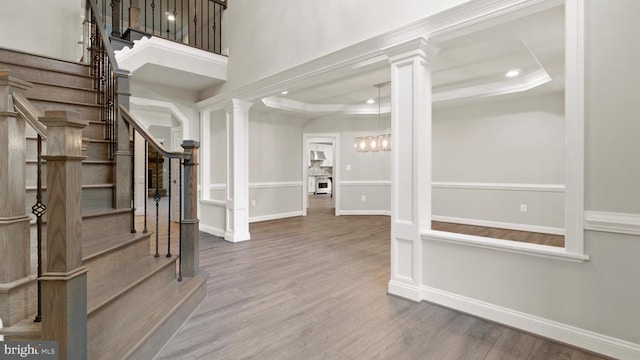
[505,69,521,78]
[366,99,375,104]
[281,90,288,95]
[167,13,176,21]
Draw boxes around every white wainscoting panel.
[584,211,640,236]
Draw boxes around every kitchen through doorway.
[303,134,339,215]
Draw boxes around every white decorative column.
[200,110,211,201]
[384,37,440,301]
[224,99,252,242]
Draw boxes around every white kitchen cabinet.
[308,176,316,194]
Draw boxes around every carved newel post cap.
[181,140,200,149]
[0,70,32,91]
[39,110,88,128]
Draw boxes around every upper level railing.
[96,0,226,54]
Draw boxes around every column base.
[224,231,251,243]
[387,279,423,302]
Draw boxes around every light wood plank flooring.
[155,201,605,360]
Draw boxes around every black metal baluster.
[32,135,46,323]
[131,131,137,233]
[160,0,162,36]
[174,0,177,40]
[143,140,149,233]
[144,0,147,32]
[154,152,160,257]
[187,0,190,46]
[193,2,197,47]
[200,0,203,49]
[151,0,156,35]
[178,158,183,281]
[167,157,172,257]
[207,1,209,51]
[212,3,216,53]
[218,2,222,54]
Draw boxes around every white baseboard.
[249,211,303,223]
[338,210,391,216]
[432,215,565,235]
[223,231,250,243]
[199,224,225,238]
[420,286,640,360]
[387,280,422,302]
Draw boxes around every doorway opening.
[303,134,339,216]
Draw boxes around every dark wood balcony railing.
[97,0,227,54]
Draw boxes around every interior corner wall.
[423,0,640,353]
[303,115,392,214]
[130,80,201,142]
[432,92,566,231]
[248,110,303,221]
[220,0,473,91]
[0,0,84,62]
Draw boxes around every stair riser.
[82,211,131,240]
[84,236,151,285]
[87,261,177,358]
[25,122,106,143]
[30,99,101,120]
[125,278,206,359]
[0,48,89,75]
[0,281,37,327]
[26,83,96,105]
[26,139,109,161]
[0,61,92,88]
[25,188,115,222]
[25,163,113,187]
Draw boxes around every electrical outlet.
[251,200,256,207]
[361,195,366,202]
[520,204,527,212]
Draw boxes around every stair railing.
[119,105,200,281]
[96,0,226,54]
[87,0,120,160]
[12,92,47,325]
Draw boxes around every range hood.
[310,150,326,161]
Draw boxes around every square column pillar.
[384,38,440,301]
[224,99,252,242]
[200,110,211,201]
[0,71,35,327]
[40,110,88,360]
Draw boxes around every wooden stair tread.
[0,318,42,340]
[83,231,150,263]
[81,207,131,218]
[87,256,176,315]
[111,275,206,359]
[29,79,97,93]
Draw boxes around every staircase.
[0,47,206,359]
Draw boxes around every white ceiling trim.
[260,68,551,115]
[261,96,391,115]
[197,0,558,111]
[129,96,190,139]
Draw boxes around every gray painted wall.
[424,0,640,346]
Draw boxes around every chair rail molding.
[584,211,640,236]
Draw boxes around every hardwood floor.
[155,202,605,360]
[431,221,565,248]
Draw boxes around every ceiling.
[256,4,565,115]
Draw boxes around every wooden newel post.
[181,140,200,277]
[111,0,122,37]
[40,110,88,360]
[0,71,35,327]
[129,0,141,31]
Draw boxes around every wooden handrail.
[87,0,120,70]
[12,92,47,139]
[119,104,191,159]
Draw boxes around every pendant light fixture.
[354,81,391,152]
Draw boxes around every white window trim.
[424,0,587,263]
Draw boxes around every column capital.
[225,98,253,114]
[383,37,441,65]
